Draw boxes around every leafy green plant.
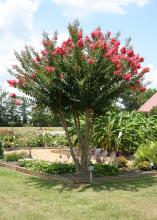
[19,160,76,174]
[134,141,157,165]
[4,151,28,162]
[94,163,119,176]
[93,111,157,153]
[19,160,119,176]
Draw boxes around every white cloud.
[0,0,41,33]
[0,0,42,86]
[52,0,151,17]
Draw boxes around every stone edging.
[0,162,73,184]
[0,161,157,184]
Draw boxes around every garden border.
[1,161,157,184]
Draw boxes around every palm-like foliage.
[135,141,157,165]
[93,111,157,152]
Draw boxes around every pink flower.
[10,93,16,98]
[121,47,127,54]
[133,69,138,74]
[60,73,65,80]
[88,58,94,65]
[139,57,144,62]
[123,73,131,81]
[107,31,111,37]
[85,35,91,43]
[41,50,47,56]
[91,28,102,39]
[54,47,65,55]
[141,67,150,74]
[7,80,18,87]
[140,87,146,92]
[114,70,122,76]
[32,58,39,65]
[77,39,84,48]
[66,38,73,47]
[15,79,19,84]
[136,63,141,69]
[127,50,134,57]
[15,99,22,105]
[90,44,96,51]
[77,31,83,39]
[110,38,116,45]
[136,79,140,84]
[91,31,97,39]
[42,39,51,46]
[45,66,56,73]
[12,65,18,69]
[102,42,107,50]
[31,73,36,79]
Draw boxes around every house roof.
[138,92,157,112]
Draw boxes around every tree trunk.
[72,109,94,175]
[57,110,94,176]
[57,111,81,173]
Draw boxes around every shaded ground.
[0,168,157,220]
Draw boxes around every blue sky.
[0,0,157,92]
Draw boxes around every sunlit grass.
[0,168,157,220]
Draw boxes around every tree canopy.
[8,21,150,174]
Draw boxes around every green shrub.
[94,163,119,176]
[137,161,151,171]
[25,134,68,148]
[19,160,76,175]
[4,151,28,162]
[0,139,4,159]
[19,160,119,176]
[134,141,157,166]
[115,156,128,168]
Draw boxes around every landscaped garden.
[1,19,157,219]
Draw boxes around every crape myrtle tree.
[8,21,149,174]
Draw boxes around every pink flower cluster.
[42,39,51,47]
[9,93,22,105]
[10,93,16,98]
[45,66,56,73]
[15,99,22,105]
[7,79,19,87]
[9,27,149,93]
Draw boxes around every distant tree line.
[0,88,61,127]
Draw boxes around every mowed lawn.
[0,168,157,220]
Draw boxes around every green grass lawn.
[0,168,157,220]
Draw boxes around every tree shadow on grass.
[25,175,157,193]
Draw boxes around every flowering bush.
[8,21,149,174]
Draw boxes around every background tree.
[0,88,8,126]
[8,21,149,174]
[30,106,61,127]
[18,97,31,125]
[121,88,156,111]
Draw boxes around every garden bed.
[1,161,157,184]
